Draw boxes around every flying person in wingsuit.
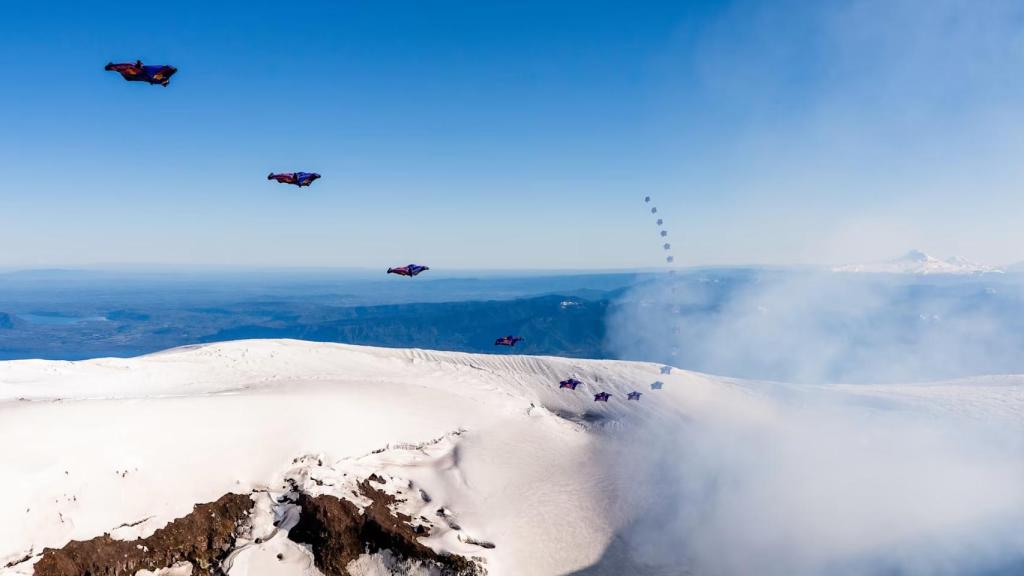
[268,172,321,187]
[105,61,177,86]
[494,336,523,347]
[594,392,611,402]
[650,381,664,390]
[627,391,642,401]
[387,264,430,277]
[559,378,582,390]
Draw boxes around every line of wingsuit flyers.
[106,59,669,403]
[558,365,671,403]
[105,60,426,279]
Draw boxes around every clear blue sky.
[1,0,1023,269]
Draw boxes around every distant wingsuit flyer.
[495,336,523,347]
[559,378,582,390]
[387,264,429,277]
[105,61,177,86]
[268,172,321,187]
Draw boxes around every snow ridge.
[1,340,1022,575]
[833,249,1003,275]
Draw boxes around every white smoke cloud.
[606,397,1024,575]
[599,273,1024,575]
[608,272,1024,384]
[595,1,1024,571]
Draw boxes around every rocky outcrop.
[33,493,252,576]
[27,467,483,575]
[288,479,482,576]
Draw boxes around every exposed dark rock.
[113,516,152,530]
[28,471,485,575]
[34,493,252,576]
[459,535,496,549]
[436,508,461,531]
[288,479,482,575]
[4,551,32,568]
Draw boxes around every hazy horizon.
[0,248,1019,276]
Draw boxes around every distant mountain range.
[833,250,1004,275]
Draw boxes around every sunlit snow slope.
[1,340,1022,575]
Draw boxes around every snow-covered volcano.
[833,250,1003,275]
[1,340,1022,575]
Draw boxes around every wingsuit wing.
[294,172,320,186]
[106,62,143,79]
[269,173,299,185]
[143,65,176,85]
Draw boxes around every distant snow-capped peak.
[833,250,1003,275]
